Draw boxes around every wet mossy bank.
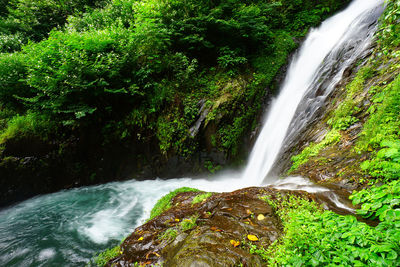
[100,181,400,266]
[101,187,355,266]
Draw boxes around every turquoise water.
[0,176,246,266]
[0,179,180,266]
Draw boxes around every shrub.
[0,52,31,109]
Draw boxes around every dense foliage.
[0,0,349,188]
[0,0,107,52]
[262,193,400,266]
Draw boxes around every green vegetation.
[0,0,351,186]
[0,0,107,52]
[289,129,341,173]
[351,180,400,222]
[0,112,55,144]
[241,239,269,261]
[149,187,199,220]
[92,245,121,266]
[261,193,400,266]
[192,192,212,205]
[357,76,400,181]
[327,67,374,130]
[159,228,178,241]
[179,214,199,232]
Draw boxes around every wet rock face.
[107,186,357,267]
[108,188,284,267]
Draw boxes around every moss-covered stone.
[106,187,354,266]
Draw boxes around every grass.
[0,112,55,144]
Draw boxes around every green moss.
[179,215,198,232]
[149,187,200,220]
[192,192,212,205]
[289,129,341,173]
[327,66,373,130]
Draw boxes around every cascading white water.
[243,0,383,184]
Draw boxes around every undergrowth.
[356,75,400,181]
[262,193,400,266]
[179,214,199,232]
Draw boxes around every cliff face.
[281,6,400,192]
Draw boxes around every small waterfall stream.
[0,0,384,265]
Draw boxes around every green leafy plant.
[262,193,400,266]
[351,180,400,222]
[241,240,269,261]
[355,75,400,181]
[93,245,121,266]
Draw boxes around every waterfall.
[242,0,383,184]
[0,1,385,265]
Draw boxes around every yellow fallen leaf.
[257,214,265,221]
[247,235,259,241]
[175,218,180,222]
[138,237,144,241]
[230,240,240,247]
